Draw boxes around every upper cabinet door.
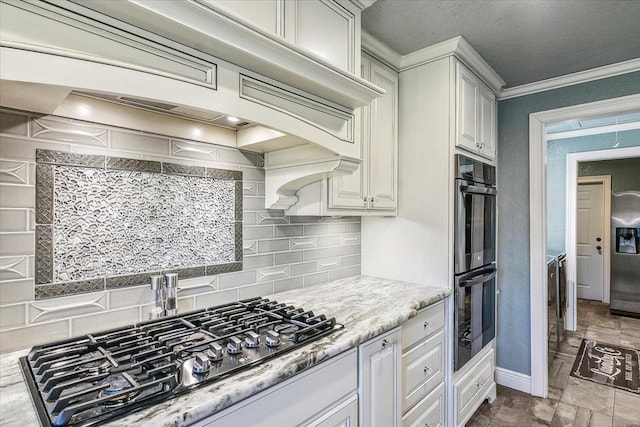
[368,59,398,210]
[329,55,369,209]
[456,62,480,152]
[456,61,496,161]
[478,87,497,160]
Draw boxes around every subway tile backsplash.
[0,108,361,353]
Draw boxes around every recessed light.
[77,104,91,117]
[227,116,240,123]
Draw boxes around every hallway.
[467,299,640,426]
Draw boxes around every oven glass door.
[455,267,496,371]
[455,180,497,274]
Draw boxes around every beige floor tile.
[614,390,640,426]
[575,407,613,427]
[549,353,576,389]
[561,377,615,416]
[550,401,578,427]
[489,405,551,426]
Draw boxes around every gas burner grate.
[20,297,342,426]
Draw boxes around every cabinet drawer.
[402,330,444,413]
[456,349,494,420]
[402,382,445,427]
[402,301,444,350]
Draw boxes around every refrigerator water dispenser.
[616,227,639,254]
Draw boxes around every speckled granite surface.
[0,275,450,426]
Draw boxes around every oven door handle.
[459,269,497,287]
[460,184,497,196]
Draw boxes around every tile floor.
[466,299,640,426]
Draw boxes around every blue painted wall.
[546,130,640,252]
[496,71,640,375]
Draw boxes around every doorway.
[576,178,608,302]
[528,93,640,398]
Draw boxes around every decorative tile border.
[35,279,105,299]
[35,149,243,299]
[106,157,161,173]
[35,164,53,224]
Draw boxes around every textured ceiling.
[362,0,640,87]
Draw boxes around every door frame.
[572,175,611,306]
[528,93,640,398]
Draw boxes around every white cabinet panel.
[287,0,355,72]
[305,394,358,427]
[207,0,281,35]
[197,349,357,426]
[359,328,402,427]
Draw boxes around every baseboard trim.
[495,367,531,394]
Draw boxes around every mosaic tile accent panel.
[52,165,235,282]
[34,150,243,298]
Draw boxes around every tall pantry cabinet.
[362,45,503,426]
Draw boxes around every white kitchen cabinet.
[454,346,496,427]
[455,62,497,160]
[204,0,359,73]
[330,53,398,211]
[287,52,398,215]
[359,327,402,427]
[193,349,357,426]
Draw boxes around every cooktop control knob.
[245,331,260,348]
[193,352,211,374]
[265,330,280,348]
[227,336,243,354]
[207,342,224,361]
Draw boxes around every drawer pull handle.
[424,366,433,376]
[424,321,432,330]
[382,339,388,348]
[476,381,483,389]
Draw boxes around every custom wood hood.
[0,0,379,210]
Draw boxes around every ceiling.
[361,0,640,88]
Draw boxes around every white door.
[576,182,605,301]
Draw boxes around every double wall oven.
[454,154,497,371]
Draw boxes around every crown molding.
[499,58,640,100]
[361,30,402,70]
[361,33,505,93]
[401,36,505,92]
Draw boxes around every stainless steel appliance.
[547,253,567,345]
[454,154,497,371]
[610,191,640,317]
[19,298,341,426]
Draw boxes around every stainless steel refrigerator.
[610,191,640,316]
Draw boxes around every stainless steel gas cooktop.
[19,297,342,426]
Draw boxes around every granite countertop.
[0,275,450,426]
